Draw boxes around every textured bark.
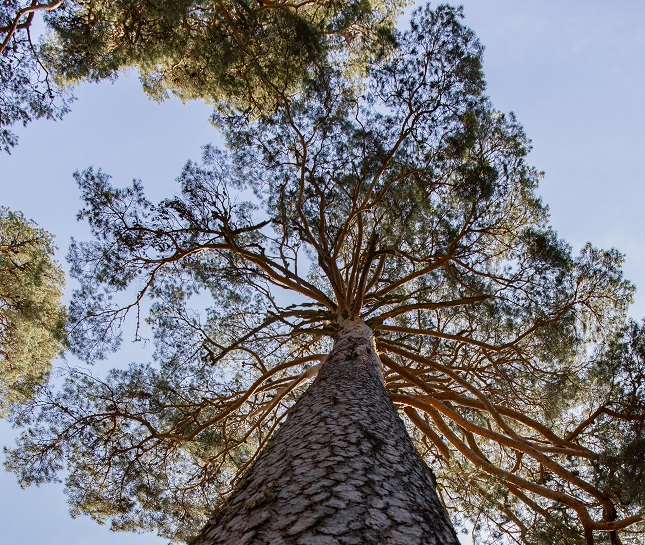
[195,319,459,545]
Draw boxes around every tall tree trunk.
[195,319,459,545]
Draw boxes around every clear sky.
[1,2,644,544]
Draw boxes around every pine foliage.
[0,208,66,415]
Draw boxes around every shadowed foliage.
[1,0,402,151]
[0,1,72,152]
[42,0,403,113]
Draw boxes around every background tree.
[1,0,403,153]
[0,1,71,153]
[41,0,402,114]
[5,5,644,544]
[0,207,66,417]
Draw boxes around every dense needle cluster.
[0,208,66,416]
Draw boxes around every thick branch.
[1,1,63,55]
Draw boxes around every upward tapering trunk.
[195,319,459,545]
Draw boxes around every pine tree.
[0,208,66,416]
[41,0,401,112]
[1,0,402,151]
[6,6,644,544]
[0,1,71,152]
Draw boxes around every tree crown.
[0,208,66,416]
[0,1,72,152]
[42,0,403,112]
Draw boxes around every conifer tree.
[0,1,71,152]
[0,208,66,416]
[6,5,644,544]
[1,0,402,151]
[41,0,402,112]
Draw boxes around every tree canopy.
[0,1,72,152]
[4,5,644,545]
[43,0,402,112]
[1,0,402,151]
[0,208,66,417]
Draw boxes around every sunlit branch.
[367,294,490,325]
[391,391,629,535]
[345,212,365,313]
[378,325,501,352]
[0,0,63,55]
[358,79,453,211]
[403,406,451,462]
[392,392,642,541]
[363,252,386,295]
[224,243,336,309]
[367,255,451,300]
[380,348,595,457]
[276,103,347,308]
[245,363,321,428]
[350,231,377,317]
[201,309,329,365]
[435,390,595,457]
[187,355,325,438]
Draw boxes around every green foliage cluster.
[589,321,645,506]
[2,0,401,151]
[43,0,402,113]
[0,208,66,416]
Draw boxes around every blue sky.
[1,2,644,544]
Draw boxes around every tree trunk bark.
[195,319,459,545]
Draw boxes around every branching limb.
[0,0,63,55]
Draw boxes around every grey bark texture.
[195,319,459,545]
